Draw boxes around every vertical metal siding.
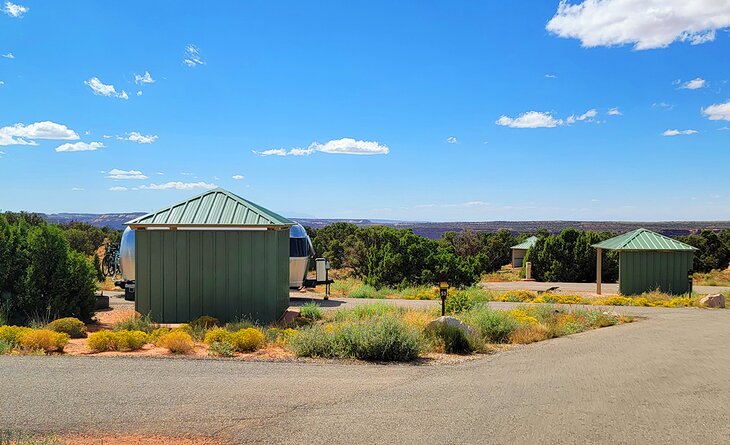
[135,229,290,323]
[619,251,693,295]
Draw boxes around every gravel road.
[1,304,728,444]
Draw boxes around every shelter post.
[596,247,602,295]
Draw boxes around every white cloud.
[254,138,390,157]
[2,53,14,59]
[0,121,79,146]
[109,186,128,192]
[183,44,205,67]
[124,131,158,144]
[446,136,459,144]
[232,174,245,180]
[567,108,598,124]
[496,111,564,128]
[312,138,390,155]
[71,187,84,191]
[0,81,4,86]
[680,78,706,89]
[702,100,730,121]
[662,129,698,136]
[653,102,674,110]
[3,1,28,18]
[136,90,143,96]
[84,77,128,100]
[139,181,216,190]
[156,172,164,175]
[607,107,622,115]
[106,168,147,180]
[545,74,557,78]
[55,141,104,152]
[546,0,730,50]
[134,71,155,85]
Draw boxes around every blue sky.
[1,1,729,221]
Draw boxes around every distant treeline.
[307,223,730,288]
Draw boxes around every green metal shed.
[510,236,537,268]
[592,229,697,296]
[126,188,293,323]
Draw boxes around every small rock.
[699,293,726,308]
[426,316,477,337]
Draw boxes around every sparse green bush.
[47,317,87,338]
[190,315,220,329]
[208,340,235,357]
[0,339,12,354]
[444,288,487,314]
[299,302,323,321]
[463,307,519,343]
[348,284,387,299]
[224,318,255,332]
[289,315,422,361]
[0,431,67,445]
[425,323,474,354]
[112,313,157,333]
[330,302,400,322]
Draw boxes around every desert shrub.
[509,324,551,344]
[401,310,432,331]
[510,308,539,325]
[18,329,69,353]
[275,328,299,345]
[47,317,87,338]
[533,294,587,305]
[0,339,12,354]
[190,315,220,329]
[0,325,33,346]
[87,330,149,352]
[592,296,634,306]
[87,331,117,352]
[463,307,519,343]
[0,431,67,445]
[224,318,255,332]
[585,311,619,328]
[348,284,386,299]
[444,288,486,314]
[114,330,149,351]
[425,323,474,354]
[208,341,236,357]
[112,313,157,333]
[497,290,537,302]
[156,330,195,354]
[231,328,265,352]
[299,302,323,321]
[289,316,422,361]
[331,302,400,322]
[204,328,232,345]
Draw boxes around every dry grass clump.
[509,324,551,344]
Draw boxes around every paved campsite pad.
[1,305,728,444]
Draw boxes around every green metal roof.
[511,236,538,250]
[592,228,697,252]
[126,188,294,227]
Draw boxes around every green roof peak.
[592,228,697,251]
[126,188,294,227]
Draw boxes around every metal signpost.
[439,281,449,316]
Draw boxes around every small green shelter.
[126,188,293,323]
[511,236,537,268]
[592,229,697,296]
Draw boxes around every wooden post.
[596,248,602,295]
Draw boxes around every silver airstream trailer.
[117,222,314,298]
[289,223,314,288]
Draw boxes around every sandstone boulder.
[699,293,726,308]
